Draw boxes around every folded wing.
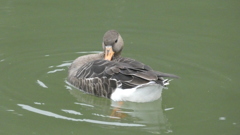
[75,58,178,89]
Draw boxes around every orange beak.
[104,46,114,61]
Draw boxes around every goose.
[68,30,179,103]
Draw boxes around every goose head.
[102,30,124,61]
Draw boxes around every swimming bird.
[68,30,178,103]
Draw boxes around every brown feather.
[71,58,178,90]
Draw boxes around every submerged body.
[68,30,178,102]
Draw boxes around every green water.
[1,0,240,135]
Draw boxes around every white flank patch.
[111,82,163,102]
[36,80,48,88]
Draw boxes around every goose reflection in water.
[68,87,172,134]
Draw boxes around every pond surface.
[1,0,240,135]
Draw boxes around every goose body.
[68,30,178,102]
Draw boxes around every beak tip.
[104,46,114,61]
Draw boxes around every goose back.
[68,57,178,98]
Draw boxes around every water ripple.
[61,109,82,115]
[36,80,48,88]
[47,69,65,74]
[76,51,101,54]
[74,102,94,108]
[56,62,71,68]
[17,104,145,127]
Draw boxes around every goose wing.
[75,58,178,89]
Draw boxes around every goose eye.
[115,39,118,43]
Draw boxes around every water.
[1,0,240,135]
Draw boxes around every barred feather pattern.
[69,77,118,98]
[68,57,178,99]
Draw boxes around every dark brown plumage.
[68,30,179,102]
